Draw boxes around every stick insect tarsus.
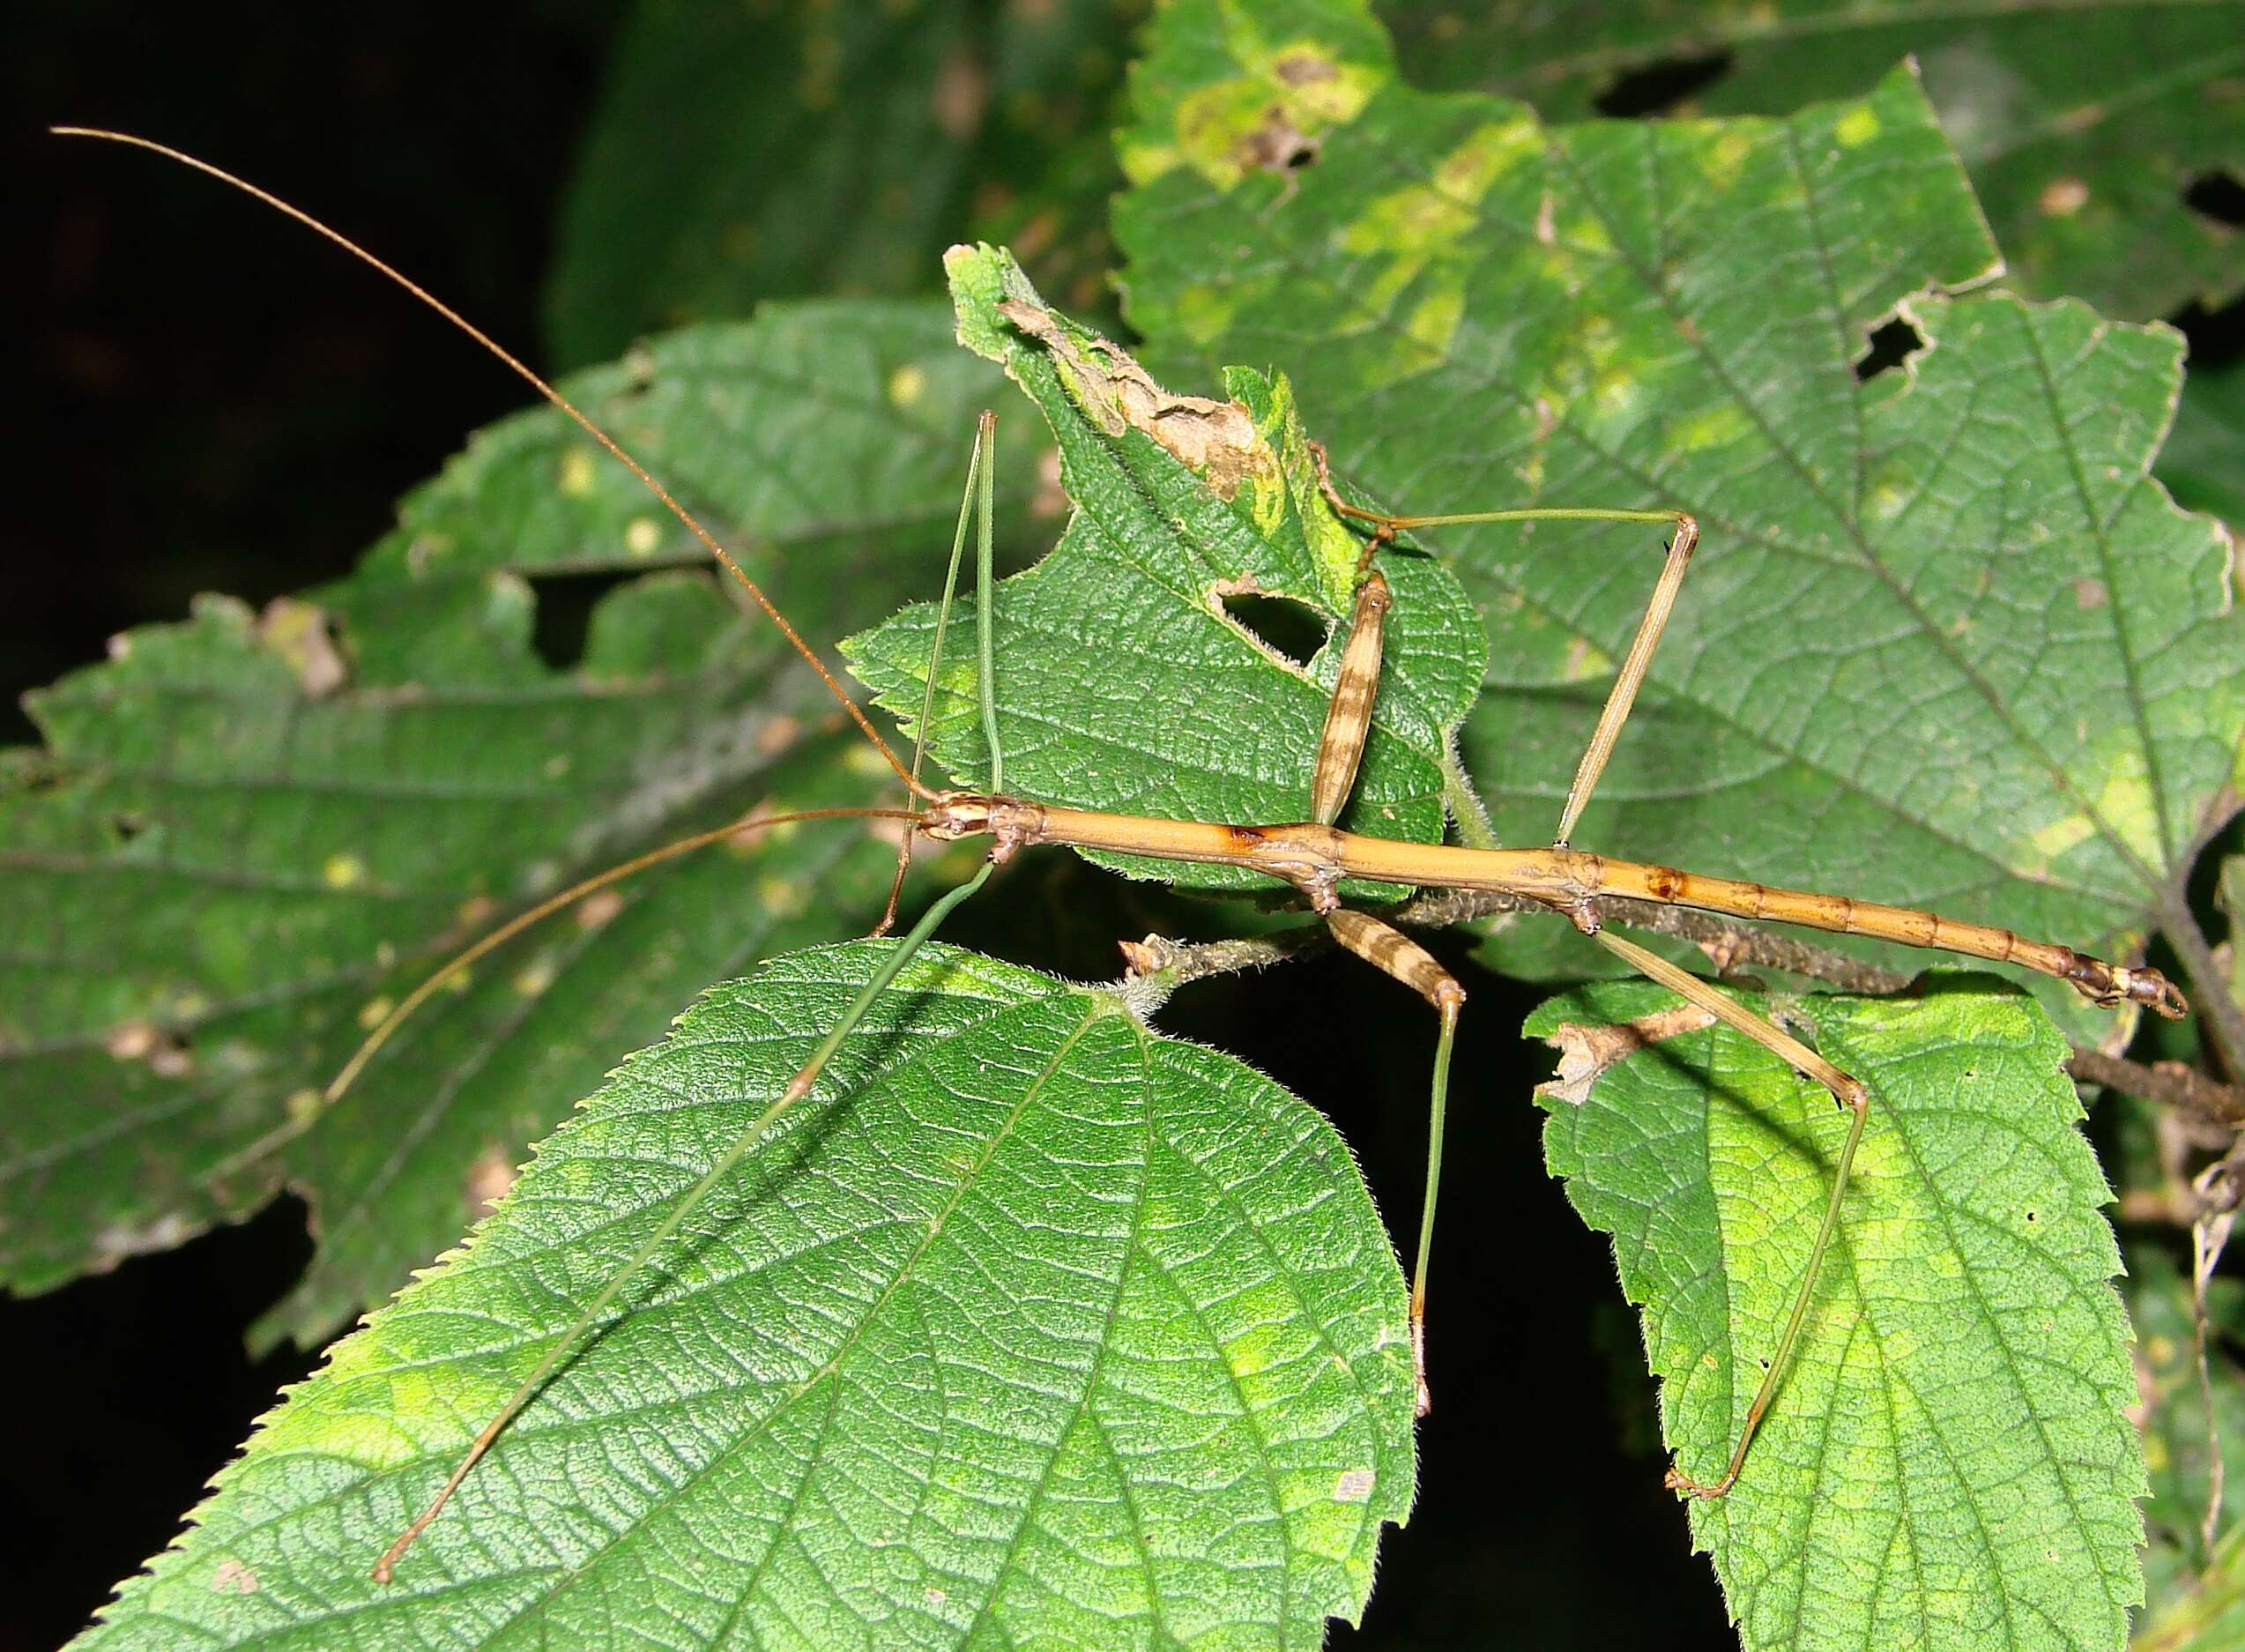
[56,127,2186,1580]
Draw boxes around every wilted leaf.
[1,301,1026,1341]
[1382,0,2245,320]
[73,943,1415,1651]
[545,0,1144,368]
[1119,10,2245,1045]
[1535,976,2145,1649]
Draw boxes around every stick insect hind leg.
[1309,457,1867,1499]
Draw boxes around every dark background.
[12,7,2235,1650]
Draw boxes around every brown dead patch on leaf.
[755,713,803,756]
[465,1142,518,1220]
[257,598,349,698]
[104,1018,194,1078]
[996,298,1267,499]
[1032,445,1068,518]
[211,1559,260,1595]
[932,40,988,141]
[574,888,626,931]
[1538,1004,1717,1105]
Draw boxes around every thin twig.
[2065,1050,2245,1135]
[1394,887,1913,995]
[2161,891,2245,1086]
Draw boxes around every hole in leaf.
[2173,288,2245,372]
[528,569,635,670]
[1239,105,1321,175]
[1594,51,1731,118]
[1221,592,1326,666]
[2184,168,2245,229]
[1855,316,1925,381]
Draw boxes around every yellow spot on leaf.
[1833,105,1880,147]
[1671,403,1751,454]
[845,742,896,778]
[559,449,598,497]
[1702,130,1754,190]
[323,852,367,890]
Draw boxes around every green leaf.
[0,301,1024,1341]
[2139,1525,2245,1652]
[544,0,1145,368]
[73,942,1415,1651]
[1381,0,2245,321]
[2130,1246,2245,1618]
[1118,13,2245,1044]
[1534,976,2145,1649]
[845,243,1488,897]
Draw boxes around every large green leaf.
[0,301,1026,1343]
[1382,0,2245,322]
[1117,11,2245,1045]
[72,942,1415,1651]
[1535,976,2144,1649]
[544,0,1144,368]
[846,243,1487,897]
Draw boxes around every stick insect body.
[54,129,2186,1586]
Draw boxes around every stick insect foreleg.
[1306,439,1697,848]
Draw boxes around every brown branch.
[2065,1050,2245,1135]
[1392,887,1914,995]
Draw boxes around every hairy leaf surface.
[1535,977,2145,1649]
[1382,0,2245,321]
[1,302,1022,1338]
[1118,7,2244,1043]
[76,943,1415,1651]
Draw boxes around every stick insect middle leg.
[1307,459,1873,1498]
[1304,446,1698,1419]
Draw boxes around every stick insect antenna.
[374,391,1014,1585]
[328,805,919,1108]
[51,126,927,797]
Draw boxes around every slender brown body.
[927,794,2184,1018]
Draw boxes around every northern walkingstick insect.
[45,129,2184,1631]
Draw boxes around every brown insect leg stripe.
[1309,572,1394,827]
[1327,908,1464,1011]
